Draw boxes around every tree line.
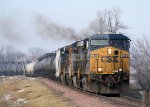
[0,45,48,62]
[80,7,127,37]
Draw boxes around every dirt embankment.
[0,76,69,107]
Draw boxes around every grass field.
[0,76,69,107]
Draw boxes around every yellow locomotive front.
[88,34,130,94]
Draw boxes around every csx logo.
[101,56,118,62]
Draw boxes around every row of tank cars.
[25,34,130,95]
[25,53,56,78]
[0,62,25,76]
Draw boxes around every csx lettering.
[101,56,118,62]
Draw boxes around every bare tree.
[80,7,128,37]
[14,51,27,62]
[131,36,150,107]
[0,45,27,62]
[106,7,128,33]
[4,45,16,61]
[0,47,4,61]
[97,9,107,34]
[0,45,47,62]
[27,47,48,61]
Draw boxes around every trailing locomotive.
[25,34,130,94]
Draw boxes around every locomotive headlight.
[118,68,122,71]
[108,48,112,54]
[98,67,102,72]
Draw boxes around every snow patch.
[0,76,5,78]
[2,93,11,101]
[9,76,21,79]
[15,98,28,104]
[27,77,36,80]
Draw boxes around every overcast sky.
[0,0,150,52]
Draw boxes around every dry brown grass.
[0,77,69,107]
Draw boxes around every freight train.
[25,34,130,94]
[0,62,25,76]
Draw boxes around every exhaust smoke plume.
[34,15,80,41]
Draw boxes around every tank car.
[5,62,12,76]
[11,62,17,76]
[16,63,22,75]
[33,53,56,78]
[18,63,25,75]
[0,63,3,76]
[34,57,46,77]
[0,63,2,76]
[47,53,56,79]
[21,63,26,75]
[0,63,6,76]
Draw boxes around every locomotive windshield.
[110,40,130,51]
[90,39,109,51]
[91,40,108,46]
[90,39,130,51]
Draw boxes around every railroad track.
[39,77,142,107]
[107,95,142,107]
